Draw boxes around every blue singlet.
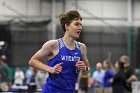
[42,38,82,93]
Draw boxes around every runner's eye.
[74,23,82,26]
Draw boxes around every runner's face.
[66,19,82,39]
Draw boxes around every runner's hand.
[75,61,86,71]
[50,62,63,74]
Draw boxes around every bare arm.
[29,40,62,74]
[80,43,90,68]
[76,43,90,72]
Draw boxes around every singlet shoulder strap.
[75,41,80,50]
[58,38,64,49]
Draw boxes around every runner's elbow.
[29,58,34,67]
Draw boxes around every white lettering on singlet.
[61,55,80,61]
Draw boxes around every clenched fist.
[75,61,86,71]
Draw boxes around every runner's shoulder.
[43,40,58,48]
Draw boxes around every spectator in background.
[25,67,32,85]
[92,62,105,93]
[35,70,48,90]
[0,57,9,83]
[14,67,25,86]
[111,60,126,93]
[0,57,10,92]
[120,55,137,93]
[30,68,37,83]
[103,60,114,93]
[28,68,37,93]
[0,82,11,92]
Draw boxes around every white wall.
[0,0,27,16]
[42,1,51,16]
[0,0,140,26]
[133,1,140,26]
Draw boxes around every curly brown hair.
[59,10,82,32]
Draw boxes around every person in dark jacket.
[120,55,137,93]
[110,60,126,93]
